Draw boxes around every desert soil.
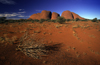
[0,21,100,65]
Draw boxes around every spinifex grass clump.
[16,32,62,59]
[16,32,48,59]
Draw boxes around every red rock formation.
[61,10,73,19]
[29,10,51,20]
[61,10,84,19]
[41,10,51,19]
[30,13,41,20]
[27,18,32,20]
[51,12,60,20]
[71,12,84,19]
[29,10,84,20]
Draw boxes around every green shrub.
[56,17,66,24]
[76,18,80,21]
[45,19,51,22]
[0,17,6,23]
[51,20,56,23]
[66,19,71,22]
[92,18,97,22]
[34,19,39,22]
[31,20,34,23]
[39,19,45,23]
[81,19,88,21]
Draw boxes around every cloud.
[0,12,30,19]
[0,10,30,19]
[18,11,26,13]
[18,15,30,17]
[19,9,24,11]
[0,0,16,5]
[0,13,21,17]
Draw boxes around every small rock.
[75,51,78,54]
[76,54,80,58]
[43,60,47,64]
[72,47,75,50]
[66,49,69,51]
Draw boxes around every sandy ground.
[0,21,100,65]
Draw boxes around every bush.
[31,20,34,23]
[39,19,45,23]
[66,19,71,22]
[92,18,97,22]
[45,19,51,22]
[51,20,56,23]
[0,17,6,23]
[34,19,39,22]
[56,17,66,24]
[81,19,88,21]
[76,18,80,21]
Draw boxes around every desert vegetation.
[0,16,100,65]
[1,17,99,24]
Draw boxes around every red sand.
[0,21,100,65]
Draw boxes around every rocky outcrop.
[29,10,51,20]
[41,10,51,19]
[29,10,84,20]
[51,12,60,20]
[61,10,84,19]
[61,10,73,19]
[71,12,84,19]
[30,13,41,20]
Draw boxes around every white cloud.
[18,11,26,13]
[0,12,30,20]
[0,0,15,5]
[18,15,30,17]
[0,11,30,19]
[0,13,21,17]
[19,9,24,11]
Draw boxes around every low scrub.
[66,19,71,22]
[39,19,45,23]
[91,18,97,22]
[56,17,66,24]
[51,20,56,23]
[76,18,80,21]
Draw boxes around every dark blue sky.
[0,0,100,19]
